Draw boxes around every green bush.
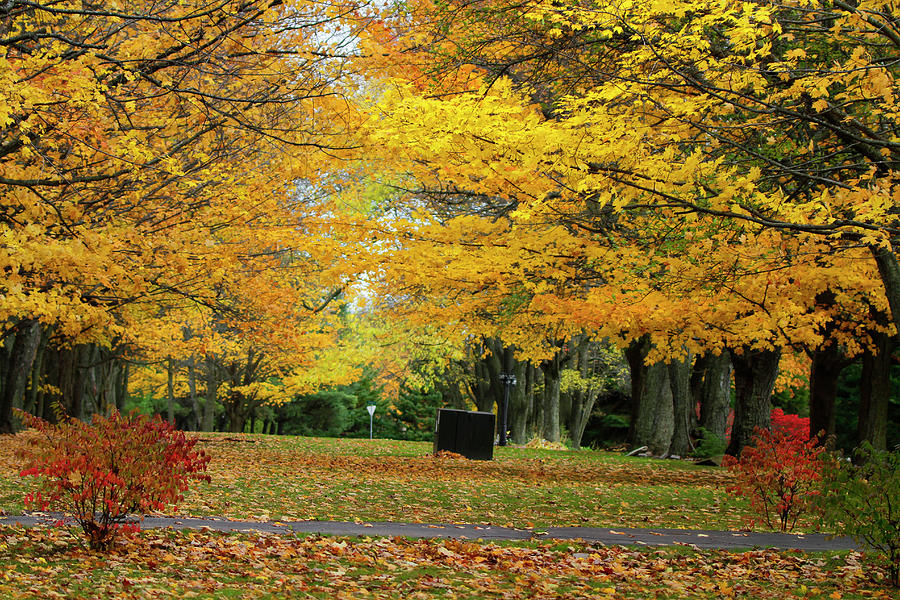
[819,445,900,586]
[280,391,353,437]
[387,385,444,441]
[690,427,728,460]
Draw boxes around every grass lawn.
[1,432,898,598]
[3,432,747,530]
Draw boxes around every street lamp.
[498,373,516,446]
[366,403,377,440]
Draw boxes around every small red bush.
[770,408,810,440]
[723,426,823,532]
[15,408,210,550]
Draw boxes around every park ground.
[0,433,898,599]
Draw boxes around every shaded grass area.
[3,432,766,530]
[1,525,896,599]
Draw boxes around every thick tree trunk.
[484,338,507,440]
[726,346,780,457]
[226,393,246,433]
[0,319,42,433]
[624,336,649,445]
[697,351,732,443]
[871,245,900,336]
[809,343,846,442]
[472,357,494,413]
[541,356,561,443]
[668,353,694,457]
[101,356,119,415]
[625,337,674,455]
[84,345,100,415]
[858,332,892,451]
[57,345,87,420]
[524,362,536,440]
[633,362,674,455]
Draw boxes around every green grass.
[183,434,750,530]
[1,432,774,530]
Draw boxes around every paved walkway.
[0,513,858,551]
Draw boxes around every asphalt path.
[0,513,859,551]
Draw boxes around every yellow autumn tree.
[350,0,900,452]
[0,0,375,432]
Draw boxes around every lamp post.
[366,403,376,440]
[498,373,516,446]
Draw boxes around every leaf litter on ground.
[0,524,897,599]
[2,432,900,597]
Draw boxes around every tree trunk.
[809,343,846,442]
[486,339,530,445]
[541,355,561,442]
[484,338,506,440]
[0,319,42,433]
[188,356,201,430]
[203,356,218,432]
[100,356,118,415]
[472,355,494,413]
[23,334,45,416]
[530,366,544,439]
[167,358,176,425]
[116,362,129,411]
[226,393,246,433]
[668,352,693,457]
[633,361,674,455]
[726,346,780,456]
[509,359,530,444]
[858,332,892,451]
[624,336,649,445]
[871,245,900,337]
[625,337,674,455]
[566,338,598,450]
[697,351,732,443]
[55,345,86,420]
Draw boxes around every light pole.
[498,373,516,446]
[366,403,376,440]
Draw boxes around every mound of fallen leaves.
[0,525,895,599]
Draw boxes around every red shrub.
[15,408,210,550]
[770,408,810,440]
[722,426,824,532]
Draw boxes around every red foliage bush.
[770,408,810,440]
[722,426,824,532]
[15,408,210,550]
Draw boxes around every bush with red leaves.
[723,426,824,532]
[15,408,210,550]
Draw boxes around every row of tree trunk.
[2,321,895,454]
[0,322,130,433]
[465,336,619,448]
[627,334,895,457]
[470,328,895,456]
[0,320,270,435]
